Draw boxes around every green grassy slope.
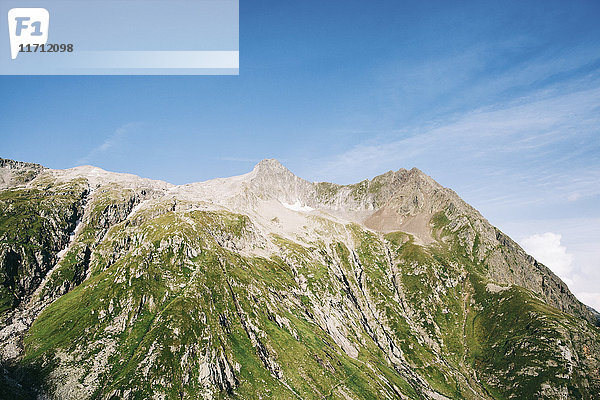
[0,173,597,399]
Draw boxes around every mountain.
[0,157,598,400]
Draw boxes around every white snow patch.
[281,200,314,213]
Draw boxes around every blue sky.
[1,0,600,308]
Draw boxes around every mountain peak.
[253,158,288,172]
[251,159,299,182]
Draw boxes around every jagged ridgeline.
[0,157,598,399]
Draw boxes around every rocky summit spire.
[246,159,313,203]
[252,159,293,177]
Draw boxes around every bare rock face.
[0,158,46,189]
[0,157,598,399]
[249,159,313,198]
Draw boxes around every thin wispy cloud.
[77,122,142,165]
[314,82,600,189]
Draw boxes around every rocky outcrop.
[0,158,46,189]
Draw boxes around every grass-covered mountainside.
[0,157,598,399]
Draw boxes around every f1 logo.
[8,8,49,59]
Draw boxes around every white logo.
[8,8,49,59]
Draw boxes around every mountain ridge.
[2,156,598,323]
[0,157,599,399]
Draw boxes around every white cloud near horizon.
[577,293,600,312]
[506,219,600,312]
[520,231,600,311]
[521,232,574,287]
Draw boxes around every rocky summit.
[0,157,598,400]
